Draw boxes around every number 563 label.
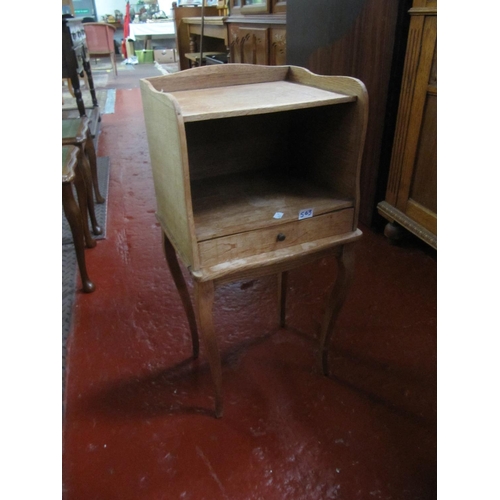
[298,208,314,220]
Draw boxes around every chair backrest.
[84,22,116,54]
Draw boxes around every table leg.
[319,244,355,376]
[62,182,95,293]
[85,130,105,204]
[163,233,199,359]
[73,164,96,249]
[78,148,102,236]
[195,280,223,418]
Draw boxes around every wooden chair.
[83,22,118,76]
[62,117,104,237]
[62,145,95,293]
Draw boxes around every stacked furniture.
[62,117,105,293]
[62,15,100,137]
[174,0,286,69]
[62,145,95,293]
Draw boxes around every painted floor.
[62,85,437,500]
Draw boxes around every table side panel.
[140,80,198,268]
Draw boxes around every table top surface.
[128,21,176,39]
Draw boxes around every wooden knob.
[276,233,286,242]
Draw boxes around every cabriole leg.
[162,233,199,359]
[194,280,223,418]
[319,244,355,376]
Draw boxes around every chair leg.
[194,280,223,418]
[62,182,95,293]
[318,244,355,376]
[84,130,105,204]
[162,233,199,359]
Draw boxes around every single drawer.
[198,208,354,267]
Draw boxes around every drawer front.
[198,208,354,267]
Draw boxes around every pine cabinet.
[140,64,368,417]
[377,1,437,248]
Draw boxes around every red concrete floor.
[62,88,437,499]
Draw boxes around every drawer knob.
[276,233,286,242]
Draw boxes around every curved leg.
[63,183,95,293]
[319,244,355,376]
[84,130,105,204]
[162,233,199,359]
[277,271,288,328]
[194,280,223,418]
[73,164,96,249]
[78,148,102,236]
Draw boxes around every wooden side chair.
[62,145,96,293]
[62,117,104,237]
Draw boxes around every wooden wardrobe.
[377,0,437,248]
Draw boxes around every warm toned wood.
[240,26,269,65]
[193,230,362,285]
[286,0,410,226]
[191,171,353,240]
[378,200,436,249]
[140,78,199,270]
[198,209,354,267]
[83,125,105,204]
[319,243,355,375]
[144,62,287,92]
[271,0,286,14]
[163,233,199,359]
[269,28,286,66]
[377,1,437,247]
[141,65,368,416]
[174,6,221,70]
[175,2,285,68]
[169,80,355,122]
[194,280,223,418]
[62,145,95,293]
[62,118,104,234]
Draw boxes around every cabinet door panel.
[240,27,269,65]
[409,93,436,214]
[395,15,436,216]
[270,28,286,66]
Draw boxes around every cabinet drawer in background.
[198,208,354,267]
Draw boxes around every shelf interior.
[191,170,353,241]
[169,81,356,122]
